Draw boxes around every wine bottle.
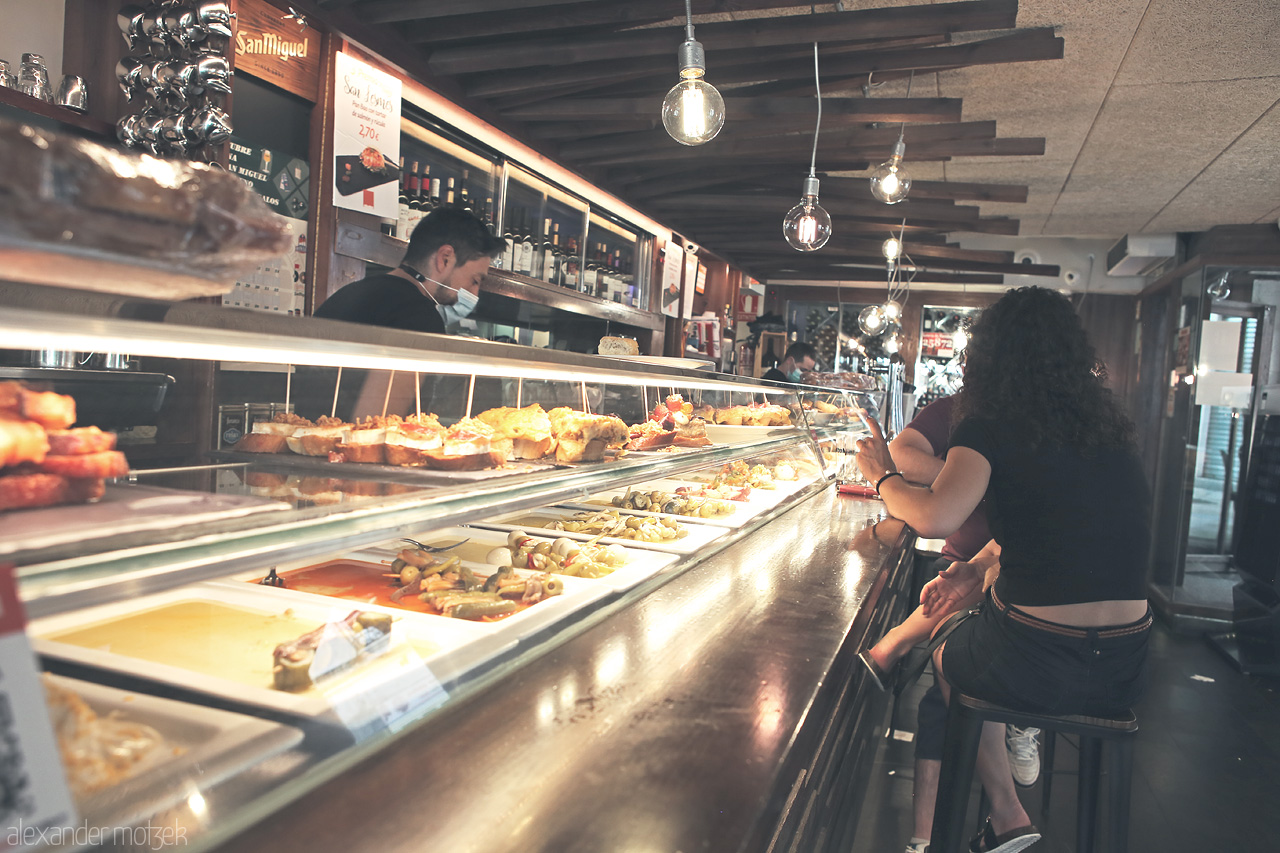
[518,215,536,275]
[413,164,429,227]
[539,219,555,282]
[459,169,472,213]
[396,157,411,239]
[501,216,515,271]
[581,243,598,295]
[484,197,496,233]
[445,177,457,207]
[429,172,442,209]
[564,237,580,291]
[551,223,564,286]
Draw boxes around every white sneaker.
[904,841,930,853]
[1005,725,1041,787]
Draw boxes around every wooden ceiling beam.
[558,119,996,161]
[358,0,817,26]
[652,193,983,223]
[430,0,1019,74]
[815,176,1030,204]
[463,33,948,100]
[501,96,960,123]
[580,136,1043,168]
[400,7,669,45]
[752,268,1005,285]
[723,247,1058,276]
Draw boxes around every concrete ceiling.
[831,0,1280,239]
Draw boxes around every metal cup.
[56,75,88,113]
[0,59,12,88]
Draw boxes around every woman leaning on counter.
[854,286,1152,852]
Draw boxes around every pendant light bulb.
[858,304,887,336]
[870,138,911,204]
[882,299,903,322]
[952,328,969,352]
[884,334,901,355]
[783,176,832,252]
[882,236,902,261]
[662,14,724,146]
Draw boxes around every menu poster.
[694,263,707,294]
[332,52,402,218]
[660,242,685,318]
[229,136,310,221]
[0,565,77,851]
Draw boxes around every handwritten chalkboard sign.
[1235,414,1280,586]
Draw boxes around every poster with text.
[682,251,699,320]
[660,242,686,318]
[332,52,401,218]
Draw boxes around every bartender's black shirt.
[762,366,788,383]
[313,273,445,335]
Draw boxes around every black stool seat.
[931,693,1138,853]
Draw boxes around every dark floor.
[851,620,1280,853]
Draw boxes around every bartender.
[314,208,505,334]
[763,341,818,383]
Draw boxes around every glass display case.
[498,163,588,289]
[0,279,874,851]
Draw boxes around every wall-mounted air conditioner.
[1106,234,1177,276]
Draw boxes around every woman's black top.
[949,416,1150,606]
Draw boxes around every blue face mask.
[438,285,479,325]
[787,368,803,382]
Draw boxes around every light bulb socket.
[678,39,706,78]
[890,138,906,162]
[801,175,821,199]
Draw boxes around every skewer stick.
[284,364,292,413]
[330,366,342,419]
[642,386,649,417]
[381,370,395,418]
[415,372,421,418]
[581,382,589,413]
[516,378,523,408]
[465,374,475,419]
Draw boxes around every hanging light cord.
[809,41,822,178]
[897,69,914,144]
[685,0,695,40]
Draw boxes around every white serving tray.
[558,495,745,529]
[31,583,498,733]
[224,528,611,639]
[472,507,726,557]
[43,673,304,831]
[363,526,669,595]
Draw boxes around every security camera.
[686,242,698,253]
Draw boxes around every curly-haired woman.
[855,286,1151,853]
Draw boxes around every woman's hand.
[921,559,983,618]
[854,414,897,486]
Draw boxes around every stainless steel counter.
[208,488,915,853]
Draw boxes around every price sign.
[736,292,762,322]
[332,52,402,218]
[0,565,77,851]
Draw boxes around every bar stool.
[930,693,1138,853]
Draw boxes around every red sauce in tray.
[253,560,530,621]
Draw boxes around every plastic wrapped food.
[0,119,293,297]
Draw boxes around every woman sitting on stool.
[854,287,1152,853]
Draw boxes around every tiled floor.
[851,620,1280,852]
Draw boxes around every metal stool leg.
[931,700,984,853]
[1040,729,1056,824]
[1107,737,1135,853]
[1076,736,1102,853]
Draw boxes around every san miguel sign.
[233,0,321,101]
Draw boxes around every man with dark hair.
[762,341,818,383]
[314,208,505,334]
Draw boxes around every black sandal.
[968,818,1041,853]
[858,650,897,692]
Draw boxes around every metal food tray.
[701,424,801,445]
[471,507,727,556]
[224,528,613,635]
[31,583,502,735]
[0,483,291,557]
[43,673,304,831]
[356,527,673,594]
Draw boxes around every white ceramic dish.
[43,673,304,831]
[31,583,501,733]
[471,506,726,557]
